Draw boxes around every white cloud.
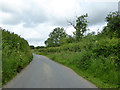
[0,0,118,46]
[78,0,119,2]
[65,26,76,36]
[88,23,107,34]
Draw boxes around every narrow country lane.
[3,54,97,88]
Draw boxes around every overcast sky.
[0,0,119,46]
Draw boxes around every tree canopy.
[102,11,120,38]
[45,27,67,47]
[68,13,88,41]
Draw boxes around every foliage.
[59,35,75,45]
[34,36,119,88]
[30,45,35,49]
[0,30,2,87]
[68,13,88,41]
[101,11,120,38]
[45,27,67,47]
[33,11,119,88]
[35,46,46,49]
[2,29,33,85]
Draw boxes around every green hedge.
[2,29,33,85]
[34,35,119,88]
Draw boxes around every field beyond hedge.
[2,29,33,85]
[34,35,120,88]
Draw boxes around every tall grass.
[2,29,33,85]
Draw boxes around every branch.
[67,20,77,30]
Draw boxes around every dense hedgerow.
[33,11,119,88]
[34,35,119,88]
[1,29,33,85]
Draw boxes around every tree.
[45,27,67,47]
[29,45,35,49]
[59,35,75,45]
[35,46,45,49]
[68,13,88,41]
[104,11,120,38]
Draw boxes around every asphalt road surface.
[3,54,97,88]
